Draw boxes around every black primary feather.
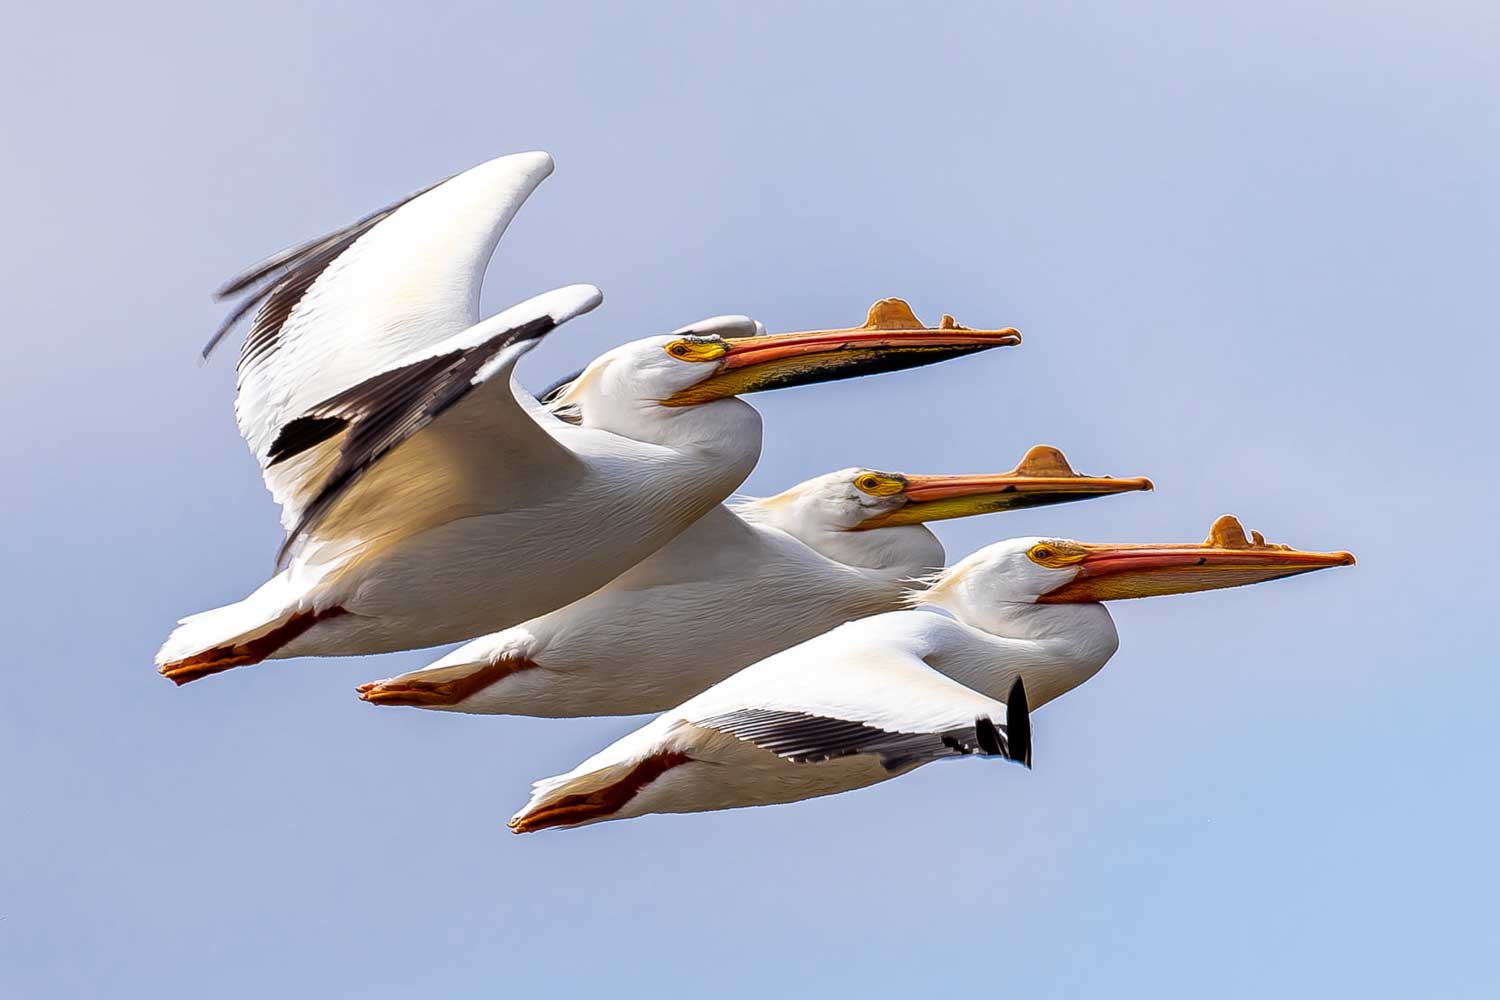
[1005,677,1032,768]
[202,175,452,362]
[273,314,555,568]
[695,708,1015,773]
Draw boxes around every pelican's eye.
[663,338,729,363]
[853,472,906,497]
[1027,542,1085,567]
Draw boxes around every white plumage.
[510,520,1353,832]
[355,448,1151,716]
[234,151,557,492]
[153,148,1360,839]
[509,612,1037,833]
[158,151,1022,685]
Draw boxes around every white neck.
[736,501,945,576]
[580,388,762,457]
[915,602,1120,708]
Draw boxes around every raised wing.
[211,151,559,494]
[266,284,602,566]
[203,175,450,360]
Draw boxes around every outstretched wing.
[266,284,602,566]
[210,151,560,524]
[680,624,1033,770]
[693,705,1017,771]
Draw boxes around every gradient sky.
[4,2,1497,997]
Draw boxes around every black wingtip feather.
[1006,677,1032,769]
[974,717,1003,757]
[200,173,454,362]
[200,290,268,359]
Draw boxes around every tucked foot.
[159,649,263,686]
[509,752,691,834]
[356,657,536,708]
[157,606,345,686]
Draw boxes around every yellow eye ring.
[853,472,906,497]
[663,338,729,363]
[1027,542,1086,567]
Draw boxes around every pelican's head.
[738,446,1152,572]
[737,466,949,572]
[548,299,1020,433]
[919,515,1356,618]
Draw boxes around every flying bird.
[157,151,1021,684]
[509,515,1353,833]
[355,445,1152,716]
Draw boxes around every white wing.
[559,619,1031,782]
[211,151,560,526]
[265,284,602,567]
[678,621,1029,766]
[510,621,1031,832]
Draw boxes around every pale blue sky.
[3,2,1497,996]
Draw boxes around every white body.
[158,152,762,667]
[512,592,1119,830]
[511,523,1354,831]
[265,399,757,658]
[384,495,945,715]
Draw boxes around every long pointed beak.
[662,298,1020,406]
[856,445,1153,529]
[860,471,1154,528]
[1038,515,1355,603]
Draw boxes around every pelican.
[509,515,1354,833]
[355,445,1152,716]
[156,151,1021,684]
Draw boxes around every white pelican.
[509,515,1353,833]
[157,150,1022,684]
[355,445,1152,716]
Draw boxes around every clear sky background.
[3,2,1496,996]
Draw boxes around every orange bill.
[858,445,1154,528]
[1037,515,1355,603]
[662,298,1020,405]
